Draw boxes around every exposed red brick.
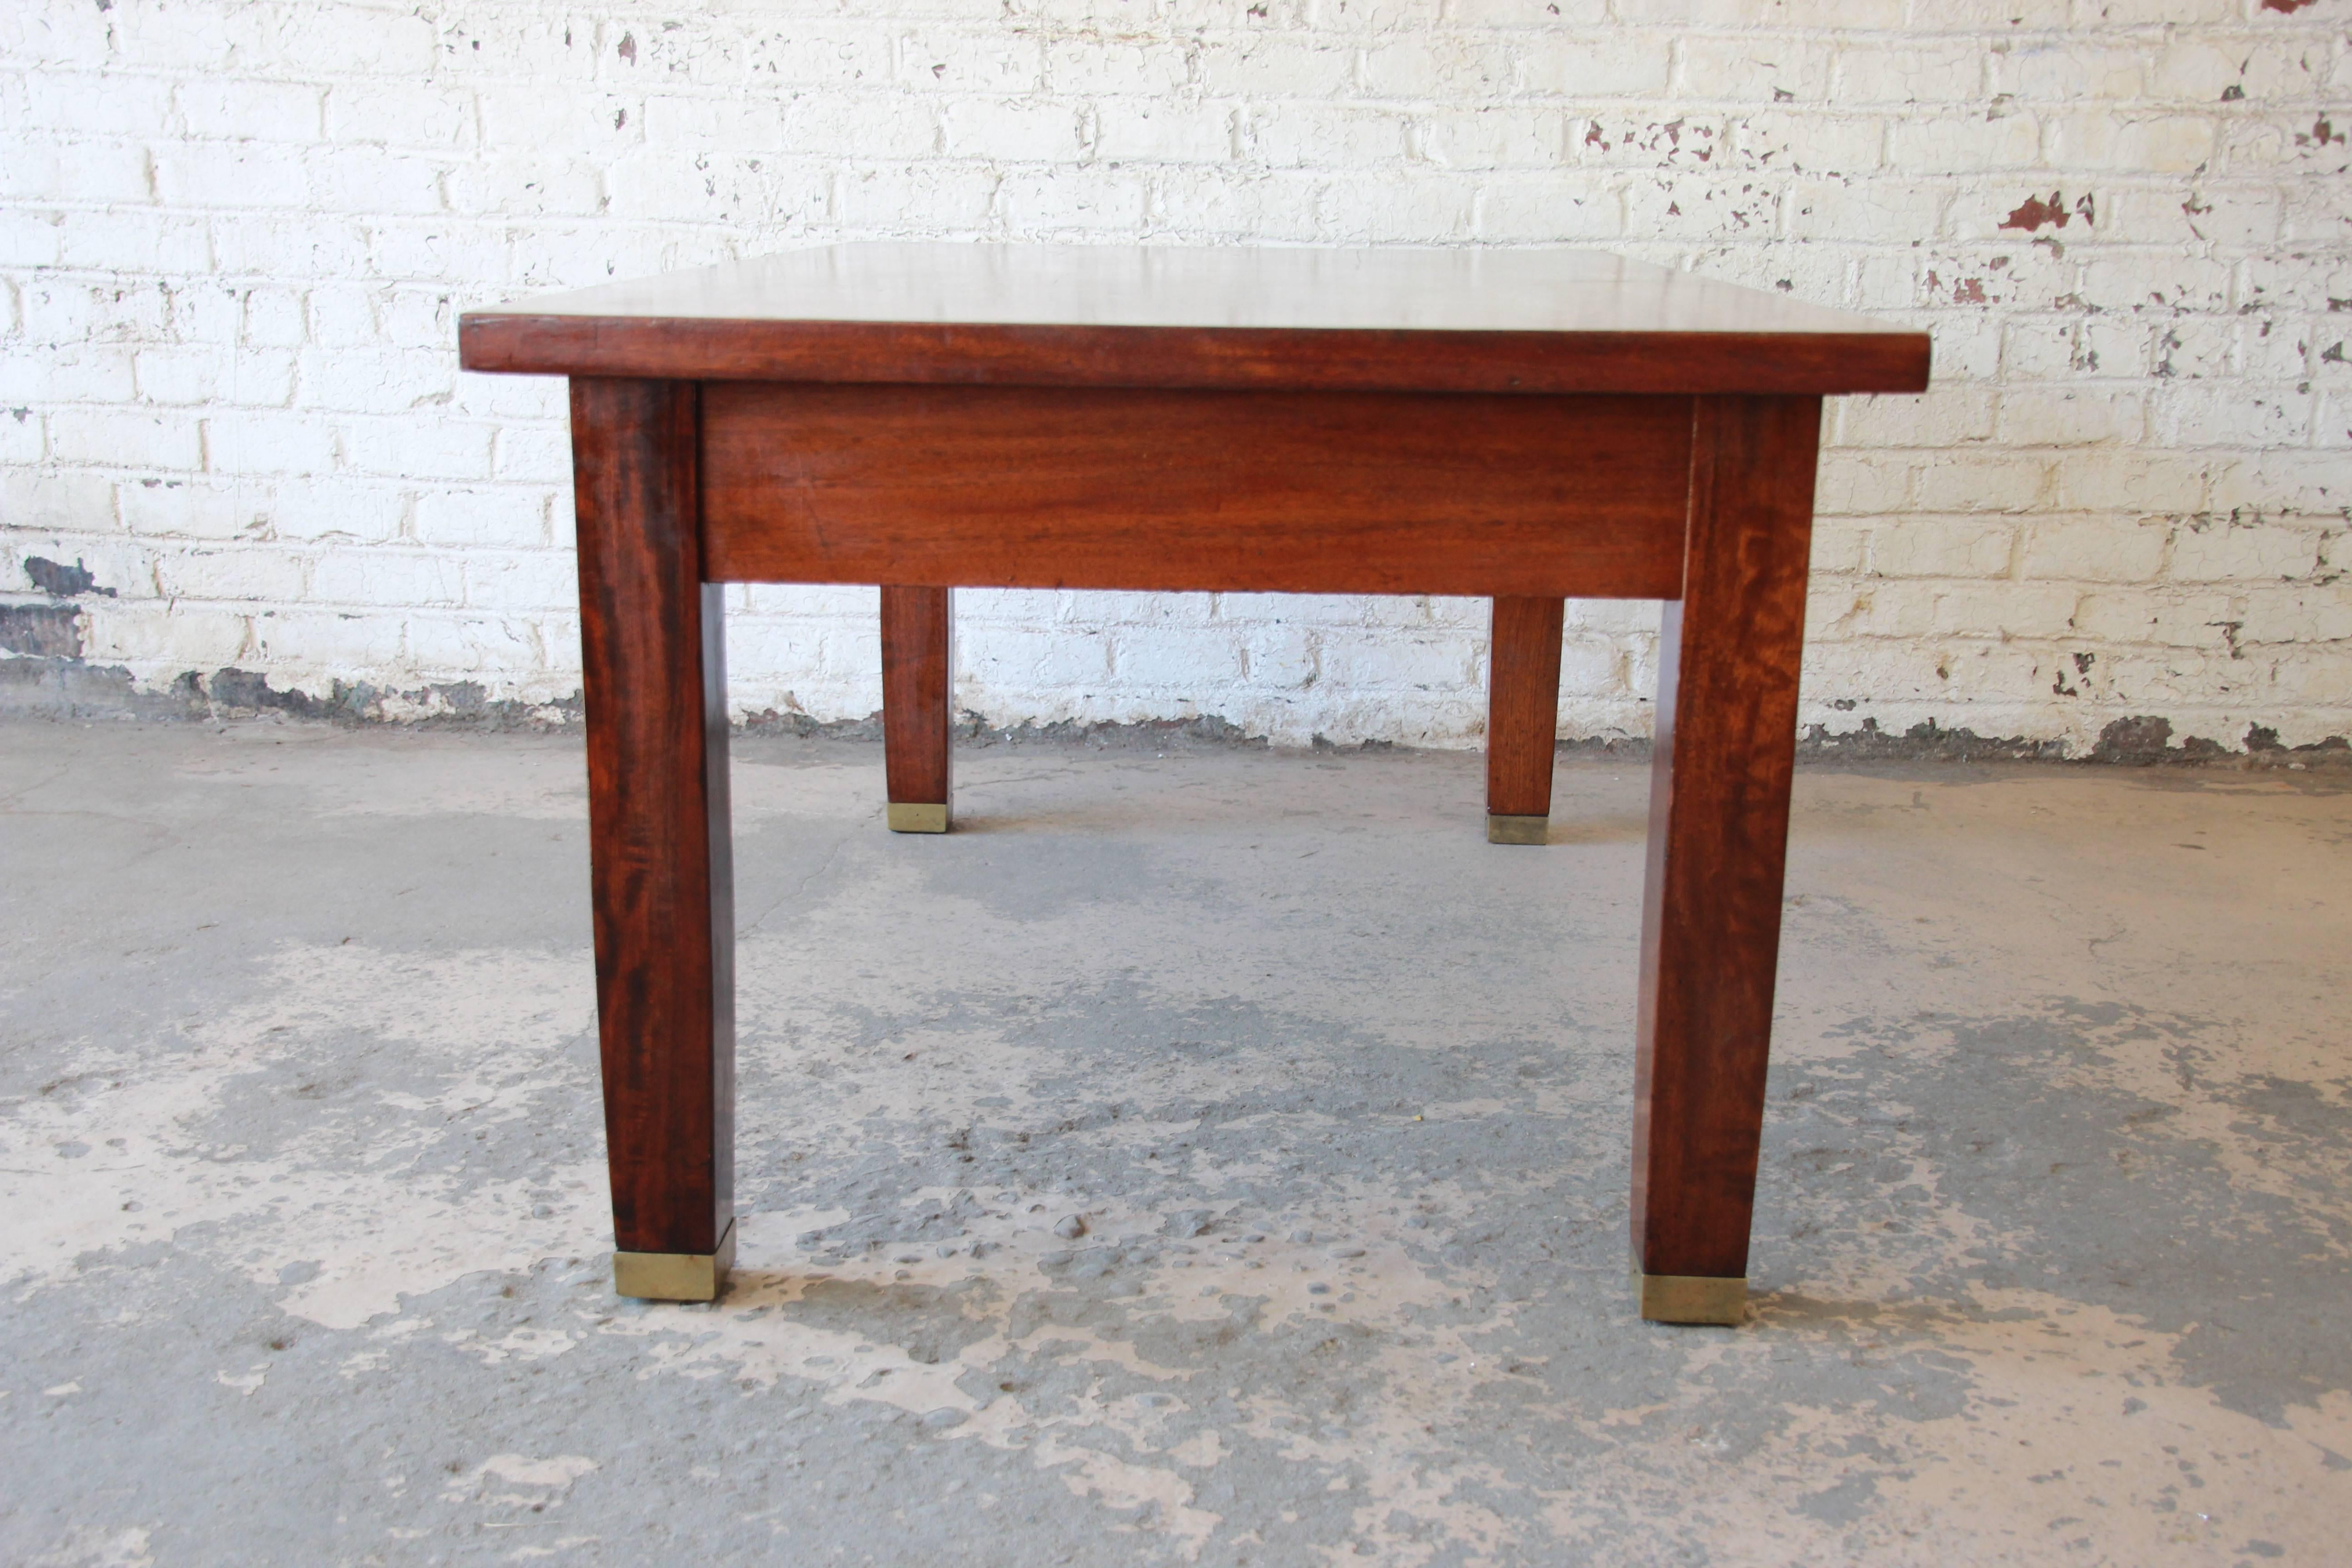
[2001,191,2070,232]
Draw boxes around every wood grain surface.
[881,585,953,809]
[1486,597,1567,820]
[571,377,735,1259]
[1630,394,1821,1283]
[701,384,1692,599]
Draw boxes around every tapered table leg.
[1486,596,1565,844]
[1632,395,1822,1325]
[881,584,953,833]
[571,377,735,1302]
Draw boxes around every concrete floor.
[2,722,2347,1567]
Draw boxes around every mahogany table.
[458,244,1929,1324]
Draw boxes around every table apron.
[697,382,1693,599]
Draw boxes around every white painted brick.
[1111,628,1246,687]
[941,99,1085,162]
[326,83,478,150]
[2018,515,2170,582]
[1926,582,2086,640]
[28,71,173,136]
[1093,103,1236,164]
[1916,453,2055,514]
[0,408,39,466]
[1830,43,1989,105]
[1,4,2343,751]
[1245,104,1411,169]
[895,29,1045,95]
[1996,388,2146,448]
[248,610,407,671]
[2070,587,2242,649]
[1868,518,2018,578]
[1316,632,1479,691]
[1673,36,1832,103]
[84,601,254,670]
[1412,107,1568,171]
[1473,181,1623,242]
[996,167,1151,233]
[119,477,264,541]
[835,162,997,232]
[2169,521,2325,583]
[49,409,204,471]
[2239,585,2352,648]
[1883,113,2042,174]
[1315,174,1475,243]
[1783,179,1941,244]
[294,348,451,414]
[2149,385,2313,450]
[272,6,439,77]
[400,611,541,677]
[136,347,296,407]
[176,78,326,141]
[1838,387,1997,448]
[342,417,491,482]
[314,548,464,609]
[2047,111,2221,175]
[1730,111,1885,175]
[778,96,940,160]
[262,480,406,544]
[1513,37,1674,99]
[2052,448,2213,514]
[51,212,216,275]
[461,551,574,612]
[1992,41,2144,103]
[203,411,340,478]
[156,546,308,604]
[3,344,136,404]
[211,213,372,279]
[1043,37,1194,98]
[492,426,573,485]
[152,144,310,209]
[413,487,546,549]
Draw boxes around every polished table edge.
[457,317,1931,397]
[613,1217,737,1302]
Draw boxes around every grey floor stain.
[3,724,2347,1564]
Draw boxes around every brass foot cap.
[887,802,950,834]
[1486,813,1548,846]
[1633,1267,1746,1326]
[614,1217,736,1302]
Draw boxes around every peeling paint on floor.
[2,724,2347,1564]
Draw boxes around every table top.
[460,243,1929,397]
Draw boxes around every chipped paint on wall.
[2,5,2349,757]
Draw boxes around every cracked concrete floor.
[2,720,2348,1567]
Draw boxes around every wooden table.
[458,245,1929,1324]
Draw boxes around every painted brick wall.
[4,0,2348,754]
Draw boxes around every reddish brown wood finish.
[701,384,1690,598]
[458,245,1920,1313]
[1486,597,1566,819]
[571,377,735,1259]
[881,585,953,808]
[1631,394,1822,1283]
[466,316,1928,398]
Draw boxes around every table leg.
[1631,395,1822,1325]
[880,585,953,833]
[571,377,736,1302]
[1485,596,1565,844]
